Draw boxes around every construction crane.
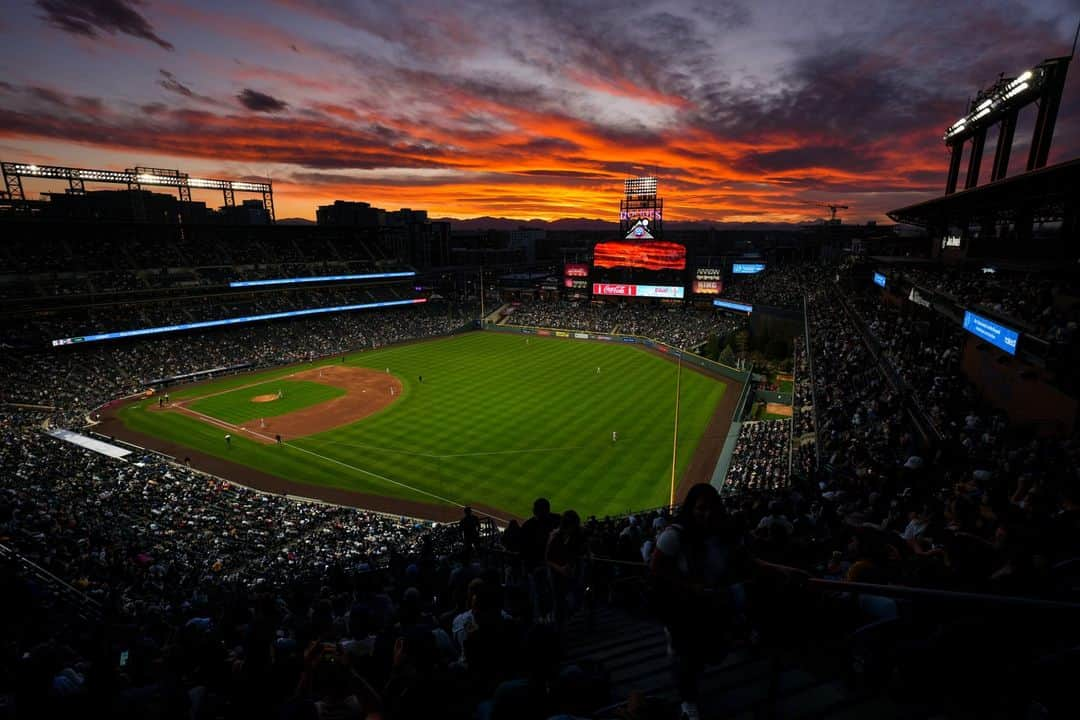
[802,200,849,223]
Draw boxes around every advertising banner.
[592,283,685,298]
[713,299,753,314]
[564,263,589,278]
[963,310,1019,355]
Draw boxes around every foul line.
[178,406,511,524]
[301,436,587,459]
[171,364,355,406]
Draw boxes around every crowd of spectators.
[722,268,806,310]
[724,420,791,493]
[738,274,1080,599]
[0,302,476,427]
[898,266,1080,341]
[0,230,389,299]
[505,300,743,349]
[1,413,631,718]
[2,283,425,347]
[3,258,1080,717]
[791,337,817,477]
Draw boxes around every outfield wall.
[483,321,751,385]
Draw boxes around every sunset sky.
[1,0,1078,223]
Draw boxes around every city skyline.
[1,0,1078,223]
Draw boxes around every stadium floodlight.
[1005,82,1028,99]
[2,161,272,194]
[944,65,1043,140]
[624,176,658,198]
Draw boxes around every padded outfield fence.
[482,321,751,387]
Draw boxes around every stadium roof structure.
[887,158,1080,228]
[1,161,275,221]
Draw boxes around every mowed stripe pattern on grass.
[187,380,346,424]
[119,332,727,518]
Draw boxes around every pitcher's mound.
[236,366,402,443]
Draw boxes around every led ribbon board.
[732,263,765,274]
[229,271,415,287]
[52,298,427,347]
[592,283,685,298]
[962,310,1019,355]
[713,299,753,313]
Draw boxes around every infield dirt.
[163,365,403,443]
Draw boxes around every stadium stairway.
[562,606,916,719]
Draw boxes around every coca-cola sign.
[592,283,635,296]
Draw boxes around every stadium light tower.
[0,161,276,220]
[942,54,1072,193]
[620,176,663,236]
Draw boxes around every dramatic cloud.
[157,69,216,104]
[157,70,192,97]
[3,0,1078,221]
[35,0,173,50]
[237,88,289,113]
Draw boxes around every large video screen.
[592,236,686,295]
[962,310,1019,355]
[873,272,886,288]
[593,241,685,271]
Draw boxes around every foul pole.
[670,346,683,506]
[479,265,485,323]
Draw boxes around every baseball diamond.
[101,331,732,521]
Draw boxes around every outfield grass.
[118,332,728,519]
[187,379,346,424]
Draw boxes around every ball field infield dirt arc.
[98,332,740,523]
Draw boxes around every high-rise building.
[316,200,385,227]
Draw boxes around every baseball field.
[107,331,732,521]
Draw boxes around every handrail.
[754,559,1080,611]
[805,577,1080,611]
[802,293,822,470]
[788,348,796,478]
[0,542,103,618]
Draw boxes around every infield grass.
[118,332,728,519]
[187,380,346,424]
